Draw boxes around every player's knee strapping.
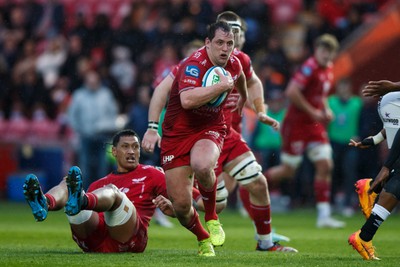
[228,155,262,185]
[67,210,93,225]
[104,191,134,227]
[281,153,303,169]
[216,180,228,205]
[307,143,332,162]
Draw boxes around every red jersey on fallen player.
[284,56,334,125]
[162,46,243,139]
[224,48,254,134]
[88,164,167,228]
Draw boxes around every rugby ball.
[202,66,229,107]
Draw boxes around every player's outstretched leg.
[23,174,48,222]
[355,179,378,219]
[348,230,380,260]
[65,166,84,216]
[205,219,225,247]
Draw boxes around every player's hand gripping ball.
[202,66,229,107]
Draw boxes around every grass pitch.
[1,201,399,266]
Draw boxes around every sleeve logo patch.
[185,65,200,78]
[301,66,312,76]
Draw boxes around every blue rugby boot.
[23,174,48,222]
[64,166,84,216]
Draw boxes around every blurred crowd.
[0,0,391,211]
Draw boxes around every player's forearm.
[236,73,248,103]
[148,96,167,122]
[148,77,172,121]
[286,84,314,116]
[181,83,229,109]
[247,75,265,114]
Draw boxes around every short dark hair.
[206,21,232,41]
[112,129,140,147]
[216,11,241,23]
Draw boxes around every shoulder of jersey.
[300,58,318,76]
[142,164,165,174]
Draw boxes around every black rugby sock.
[359,212,384,242]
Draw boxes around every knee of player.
[244,176,268,194]
[191,159,216,177]
[104,184,124,204]
[314,159,333,174]
[216,201,227,214]
[193,169,215,182]
[173,201,192,215]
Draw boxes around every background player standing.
[264,34,345,228]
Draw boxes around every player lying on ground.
[23,129,175,253]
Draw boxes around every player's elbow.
[181,98,196,109]
[180,96,200,109]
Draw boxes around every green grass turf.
[1,201,399,266]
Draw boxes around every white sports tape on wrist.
[372,132,385,145]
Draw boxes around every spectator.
[13,68,51,118]
[358,84,383,178]
[251,89,287,171]
[34,0,65,39]
[60,34,86,92]
[67,70,119,190]
[109,45,137,103]
[112,12,148,62]
[327,77,362,217]
[5,101,30,142]
[36,35,67,89]
[12,39,37,81]
[29,102,60,144]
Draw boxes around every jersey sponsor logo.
[132,176,147,183]
[185,65,199,78]
[382,114,399,125]
[301,66,312,76]
[193,105,222,115]
[162,155,175,164]
[183,78,196,85]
